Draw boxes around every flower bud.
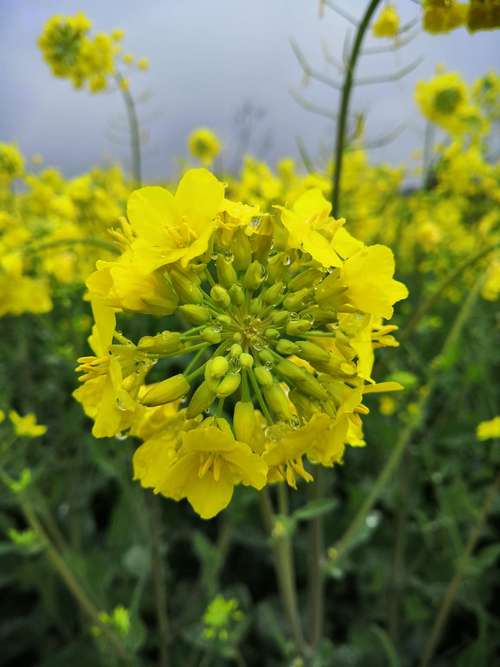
[271,310,289,325]
[297,374,329,401]
[210,284,231,308]
[232,229,252,271]
[275,359,307,383]
[243,261,265,290]
[205,356,229,390]
[239,352,254,368]
[186,381,216,418]
[267,252,287,283]
[262,282,284,305]
[258,350,274,365]
[249,297,263,315]
[229,284,245,305]
[288,268,323,291]
[286,319,313,336]
[170,268,204,304]
[138,331,183,355]
[276,339,300,356]
[263,384,292,421]
[264,328,280,340]
[201,327,222,343]
[216,255,238,288]
[216,373,241,398]
[230,343,243,357]
[254,366,274,387]
[177,304,211,324]
[296,341,330,362]
[140,374,190,406]
[283,288,311,311]
[233,401,257,443]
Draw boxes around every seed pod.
[216,373,241,398]
[254,366,274,387]
[141,374,190,406]
[243,260,265,290]
[170,268,204,304]
[210,284,231,308]
[138,331,183,354]
[263,383,292,421]
[216,255,238,288]
[229,284,245,305]
[186,381,216,418]
[177,304,211,324]
[286,319,313,336]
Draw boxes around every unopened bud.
[263,384,292,421]
[138,331,183,355]
[216,373,241,398]
[141,374,190,406]
[283,288,311,311]
[276,359,307,383]
[267,252,287,283]
[216,255,238,288]
[243,260,265,290]
[286,319,313,336]
[239,352,254,368]
[262,282,284,305]
[210,284,231,308]
[271,310,289,325]
[229,284,245,305]
[249,297,263,315]
[288,268,323,291]
[201,327,222,344]
[258,350,274,365]
[170,268,204,304]
[205,356,229,390]
[296,341,330,362]
[230,343,243,357]
[265,328,280,340]
[233,401,257,443]
[254,366,274,387]
[178,304,211,324]
[232,229,252,270]
[186,381,216,418]
[276,339,300,356]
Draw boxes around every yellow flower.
[372,4,400,38]
[0,143,25,182]
[341,245,409,319]
[127,169,225,271]
[476,416,500,441]
[279,189,344,267]
[137,57,149,71]
[135,420,267,519]
[9,411,47,438]
[188,128,221,165]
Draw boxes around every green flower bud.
[186,381,216,418]
[243,260,265,290]
[216,255,238,288]
[205,356,229,390]
[262,282,284,305]
[232,229,252,271]
[296,341,330,363]
[216,373,241,398]
[267,252,287,283]
[141,374,190,406]
[249,297,263,316]
[271,310,289,325]
[286,319,313,336]
[201,327,223,344]
[210,284,231,308]
[275,359,307,383]
[239,352,254,368]
[263,384,292,421]
[283,288,311,311]
[264,328,280,340]
[314,272,345,304]
[217,314,232,325]
[170,268,204,304]
[230,343,243,357]
[258,349,274,365]
[138,331,183,354]
[233,401,257,443]
[178,304,211,324]
[297,374,329,401]
[276,339,300,356]
[288,268,323,291]
[229,284,245,305]
[254,366,274,387]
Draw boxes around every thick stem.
[148,496,170,667]
[116,73,142,186]
[259,488,308,655]
[419,472,500,667]
[331,0,382,216]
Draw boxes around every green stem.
[148,496,170,667]
[116,72,142,185]
[331,0,382,215]
[308,470,325,648]
[419,472,500,667]
[21,499,132,663]
[422,120,435,189]
[22,237,120,257]
[330,275,484,564]
[259,488,308,656]
[248,367,273,423]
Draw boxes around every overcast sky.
[0,1,497,181]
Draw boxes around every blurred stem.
[19,496,133,664]
[259,488,308,656]
[115,72,142,186]
[22,237,120,257]
[308,469,325,648]
[419,471,500,667]
[422,120,435,189]
[400,243,498,341]
[331,0,381,215]
[330,275,484,564]
[148,496,170,667]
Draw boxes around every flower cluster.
[372,4,401,38]
[74,168,408,518]
[422,0,500,33]
[38,12,148,93]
